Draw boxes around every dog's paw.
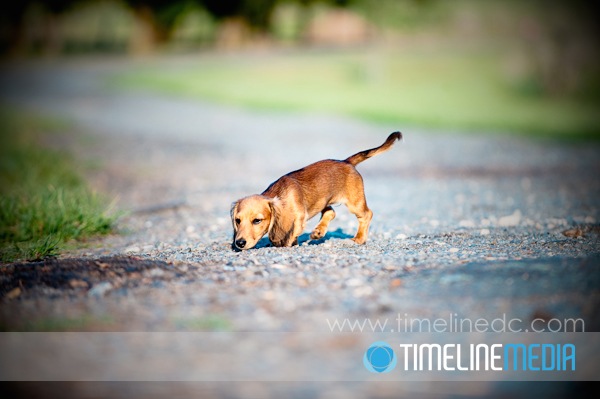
[310,227,326,240]
[351,237,367,245]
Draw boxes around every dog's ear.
[230,201,239,230]
[268,197,295,246]
[267,197,281,234]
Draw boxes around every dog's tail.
[345,132,402,166]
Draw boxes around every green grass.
[115,48,600,139]
[0,109,117,262]
[173,315,232,331]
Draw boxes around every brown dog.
[231,132,402,250]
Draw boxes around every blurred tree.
[0,3,30,55]
[0,0,73,56]
[201,0,276,31]
[200,0,276,48]
[517,1,600,98]
[199,0,360,47]
[125,0,283,52]
[40,0,74,55]
[124,0,181,54]
[0,0,371,55]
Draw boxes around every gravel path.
[0,56,599,398]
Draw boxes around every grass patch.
[0,108,117,262]
[173,315,232,331]
[115,48,600,139]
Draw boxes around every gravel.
[1,56,598,328]
[0,56,599,398]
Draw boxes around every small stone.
[254,270,269,277]
[395,233,408,240]
[498,210,522,227]
[124,246,141,254]
[5,287,21,300]
[297,278,309,287]
[345,278,363,287]
[262,291,276,301]
[177,264,188,272]
[147,268,165,277]
[88,282,113,297]
[390,278,402,288]
[353,286,373,297]
[95,261,110,269]
[69,279,88,289]
[562,227,584,238]
[449,248,459,253]
[480,229,490,236]
[440,274,472,284]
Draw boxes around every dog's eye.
[252,219,262,225]
[235,218,241,225]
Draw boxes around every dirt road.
[0,56,598,398]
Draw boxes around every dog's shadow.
[254,228,353,249]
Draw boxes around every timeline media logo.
[362,341,576,373]
[363,341,397,373]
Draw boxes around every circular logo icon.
[363,341,397,373]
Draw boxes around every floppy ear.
[268,197,295,246]
[230,201,239,230]
[267,197,281,234]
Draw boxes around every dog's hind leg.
[346,194,373,245]
[310,206,336,240]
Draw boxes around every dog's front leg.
[272,213,306,247]
[291,213,306,246]
[310,206,336,240]
[285,215,306,246]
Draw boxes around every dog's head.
[231,195,278,250]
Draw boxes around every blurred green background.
[1,0,600,138]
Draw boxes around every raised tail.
[345,132,402,166]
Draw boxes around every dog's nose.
[235,238,246,249]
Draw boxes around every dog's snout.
[235,238,247,249]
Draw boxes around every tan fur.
[231,132,402,250]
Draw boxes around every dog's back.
[263,160,359,219]
[264,131,402,220]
